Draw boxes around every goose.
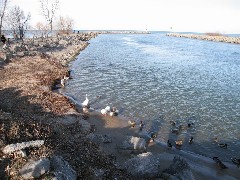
[81,94,89,107]
[60,78,65,87]
[101,106,111,116]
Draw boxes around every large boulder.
[50,156,77,180]
[161,156,195,180]
[119,136,146,150]
[124,152,161,178]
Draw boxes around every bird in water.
[218,143,228,149]
[149,132,157,142]
[139,121,144,131]
[167,140,173,149]
[109,107,119,117]
[189,137,194,144]
[169,120,176,126]
[175,140,183,149]
[128,120,136,128]
[212,157,228,169]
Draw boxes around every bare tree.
[39,0,59,31]
[0,0,9,35]
[35,22,50,39]
[56,16,74,35]
[6,6,31,40]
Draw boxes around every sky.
[10,0,240,33]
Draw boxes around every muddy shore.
[0,32,239,179]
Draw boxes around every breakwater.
[166,33,240,44]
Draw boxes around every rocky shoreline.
[1,32,240,179]
[166,33,240,44]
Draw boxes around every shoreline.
[1,32,239,179]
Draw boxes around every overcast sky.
[10,0,240,33]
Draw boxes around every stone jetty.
[166,33,240,44]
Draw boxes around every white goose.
[81,94,89,107]
[101,106,111,116]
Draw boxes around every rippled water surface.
[65,33,240,160]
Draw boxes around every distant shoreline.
[166,33,240,44]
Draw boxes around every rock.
[50,156,77,180]
[120,136,146,150]
[161,156,194,180]
[124,152,161,178]
[19,158,50,179]
[2,140,44,154]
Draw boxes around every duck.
[213,157,228,169]
[148,132,157,142]
[213,137,218,143]
[109,107,119,117]
[139,121,144,131]
[187,122,194,128]
[189,137,194,144]
[171,128,180,135]
[167,140,172,148]
[170,120,176,126]
[218,143,228,149]
[231,158,240,168]
[175,140,183,149]
[128,120,136,128]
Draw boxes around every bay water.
[64,32,240,161]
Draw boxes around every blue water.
[64,33,240,161]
